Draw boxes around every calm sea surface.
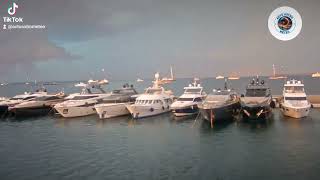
[0,76,320,180]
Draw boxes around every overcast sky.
[0,0,319,82]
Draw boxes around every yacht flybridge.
[54,79,109,118]
[126,73,174,118]
[280,79,311,118]
[171,78,206,117]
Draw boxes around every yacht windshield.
[71,96,99,100]
[285,86,304,93]
[34,96,61,101]
[22,96,37,100]
[177,98,193,101]
[146,88,162,94]
[9,97,24,100]
[206,95,228,102]
[185,89,201,94]
[246,89,268,97]
[285,97,307,100]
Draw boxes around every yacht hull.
[281,105,310,118]
[126,104,171,119]
[172,105,199,117]
[95,103,130,119]
[0,105,8,117]
[10,106,53,117]
[200,102,239,122]
[241,105,272,120]
[54,105,96,118]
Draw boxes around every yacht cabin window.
[177,98,193,101]
[285,86,304,93]
[285,97,307,100]
[146,88,162,94]
[185,89,201,94]
[246,89,268,97]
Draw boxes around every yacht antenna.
[170,66,174,80]
[224,78,228,90]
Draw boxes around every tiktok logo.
[8,2,18,16]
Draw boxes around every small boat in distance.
[228,73,240,80]
[228,76,240,80]
[280,79,311,118]
[126,73,174,118]
[171,78,206,117]
[311,72,320,78]
[43,82,58,86]
[269,64,287,80]
[216,75,225,80]
[240,77,274,120]
[159,66,176,84]
[137,78,144,82]
[199,80,240,126]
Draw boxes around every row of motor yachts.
[0,73,313,124]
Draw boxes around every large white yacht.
[54,79,109,118]
[0,88,48,117]
[126,73,174,118]
[280,79,311,118]
[170,78,206,117]
[9,94,65,117]
[94,84,138,119]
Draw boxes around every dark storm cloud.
[1,0,320,81]
[0,31,78,74]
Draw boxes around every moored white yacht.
[280,79,311,118]
[54,79,109,118]
[94,84,138,119]
[9,93,65,117]
[126,73,174,118]
[0,88,48,117]
[170,78,206,117]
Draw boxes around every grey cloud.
[0,31,78,74]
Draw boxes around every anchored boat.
[240,77,274,120]
[0,88,48,117]
[9,93,65,117]
[54,79,109,118]
[126,73,174,119]
[94,84,138,119]
[199,80,240,125]
[280,79,311,118]
[171,78,206,117]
